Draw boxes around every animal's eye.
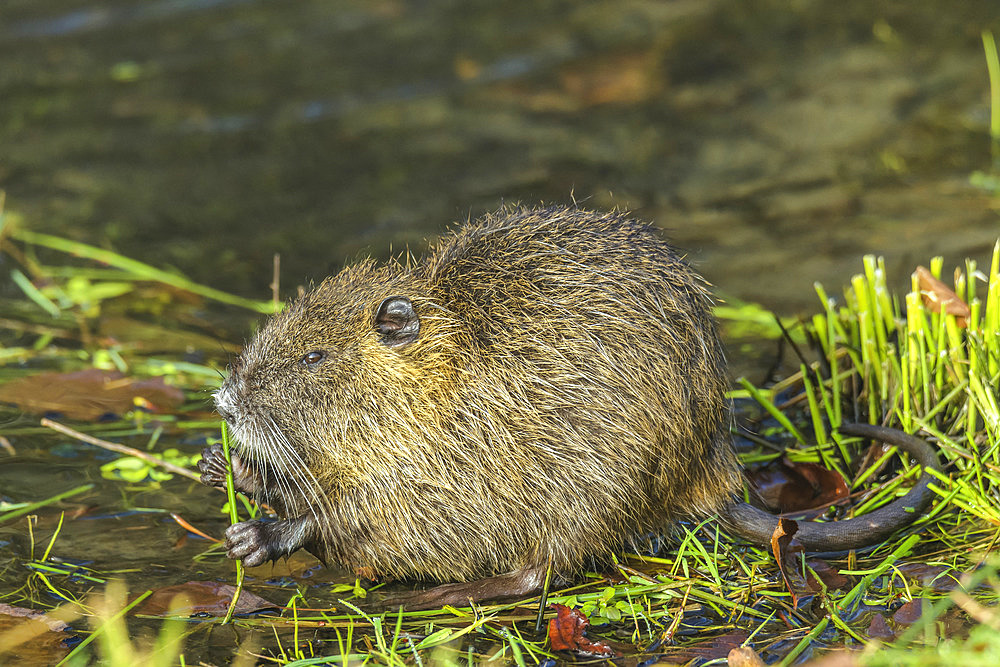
[301,350,325,366]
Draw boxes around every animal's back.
[375,206,743,578]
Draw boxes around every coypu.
[198,205,940,608]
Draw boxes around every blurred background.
[1,0,998,315]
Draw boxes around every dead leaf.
[771,518,813,606]
[866,613,894,640]
[803,651,862,667]
[481,50,662,113]
[0,369,184,421]
[0,603,75,665]
[892,598,928,625]
[558,51,663,107]
[806,559,850,591]
[548,604,618,658]
[893,563,963,592]
[728,645,766,667]
[915,266,969,327]
[750,457,849,515]
[658,629,750,664]
[138,581,279,617]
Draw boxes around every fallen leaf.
[866,613,894,640]
[0,369,184,421]
[806,559,850,591]
[548,604,618,658]
[893,563,963,592]
[138,581,279,617]
[244,549,326,579]
[892,598,928,625]
[728,645,766,667]
[771,518,813,606]
[657,629,750,664]
[803,651,862,667]
[558,51,663,107]
[0,603,75,665]
[915,266,969,327]
[749,457,849,515]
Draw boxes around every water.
[1,0,996,315]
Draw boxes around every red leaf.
[893,563,963,592]
[548,604,618,658]
[659,630,750,664]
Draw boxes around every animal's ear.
[374,296,420,347]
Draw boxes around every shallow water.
[0,0,998,663]
[1,0,997,313]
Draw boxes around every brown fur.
[215,205,743,582]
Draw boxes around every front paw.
[197,443,231,489]
[197,443,251,490]
[225,520,283,567]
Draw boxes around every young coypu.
[199,205,940,607]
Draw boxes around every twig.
[169,513,221,542]
[40,418,201,482]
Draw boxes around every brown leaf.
[558,51,662,107]
[0,603,74,665]
[659,630,750,664]
[0,369,184,421]
[915,266,970,327]
[892,598,928,625]
[893,563,963,592]
[771,518,813,606]
[803,651,862,667]
[138,581,279,617]
[805,558,850,591]
[750,457,849,515]
[866,613,894,640]
[728,645,766,667]
[548,604,618,658]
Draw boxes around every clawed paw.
[225,520,275,568]
[197,443,231,488]
[197,443,255,492]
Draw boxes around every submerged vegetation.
[0,203,998,665]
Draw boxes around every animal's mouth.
[213,385,240,426]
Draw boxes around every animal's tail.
[718,423,941,552]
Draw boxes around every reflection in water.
[6,0,262,39]
[0,0,996,315]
